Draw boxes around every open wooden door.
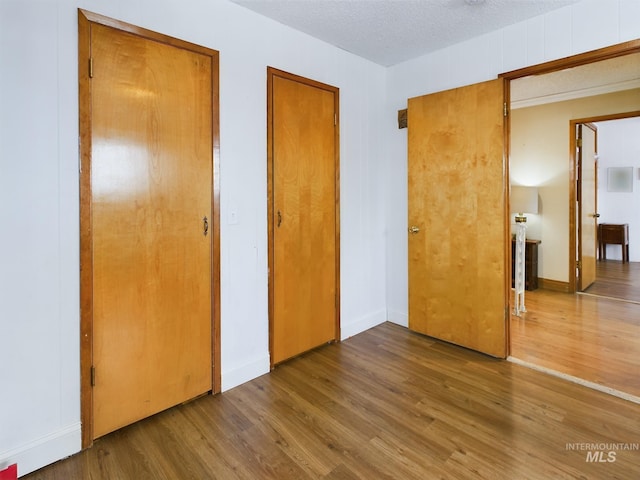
[407,79,508,358]
[577,123,598,291]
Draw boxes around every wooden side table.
[598,223,629,262]
[511,238,541,291]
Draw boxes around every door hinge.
[577,137,582,148]
[90,366,96,387]
[503,102,508,117]
[577,260,582,270]
[334,113,337,126]
[89,57,94,78]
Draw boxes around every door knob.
[409,226,420,234]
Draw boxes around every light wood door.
[269,69,339,365]
[408,79,507,358]
[578,123,598,291]
[91,23,213,437]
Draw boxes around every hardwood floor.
[25,323,639,479]
[584,260,640,304]
[510,262,640,399]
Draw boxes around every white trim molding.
[0,422,81,477]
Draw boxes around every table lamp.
[511,186,538,316]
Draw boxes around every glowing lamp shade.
[511,186,538,221]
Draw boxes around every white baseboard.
[221,354,270,392]
[340,309,386,340]
[221,310,388,391]
[0,422,81,478]
[387,309,408,327]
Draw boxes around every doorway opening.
[503,41,640,402]
[578,115,640,303]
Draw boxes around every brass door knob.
[409,226,420,234]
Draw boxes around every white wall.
[385,0,640,324]
[0,0,387,475]
[597,116,640,261]
[3,0,640,476]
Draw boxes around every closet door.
[269,68,340,365]
[90,20,214,438]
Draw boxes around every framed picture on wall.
[607,167,633,192]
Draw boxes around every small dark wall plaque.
[398,109,407,129]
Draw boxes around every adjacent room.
[509,56,640,401]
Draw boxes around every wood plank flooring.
[510,261,640,399]
[25,323,640,480]
[584,260,640,304]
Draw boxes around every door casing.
[78,9,221,448]
[266,67,341,367]
[569,112,640,292]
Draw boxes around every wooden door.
[88,20,214,438]
[268,68,340,365]
[408,79,508,358]
[578,123,598,291]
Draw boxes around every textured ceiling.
[511,52,640,106]
[230,0,582,66]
